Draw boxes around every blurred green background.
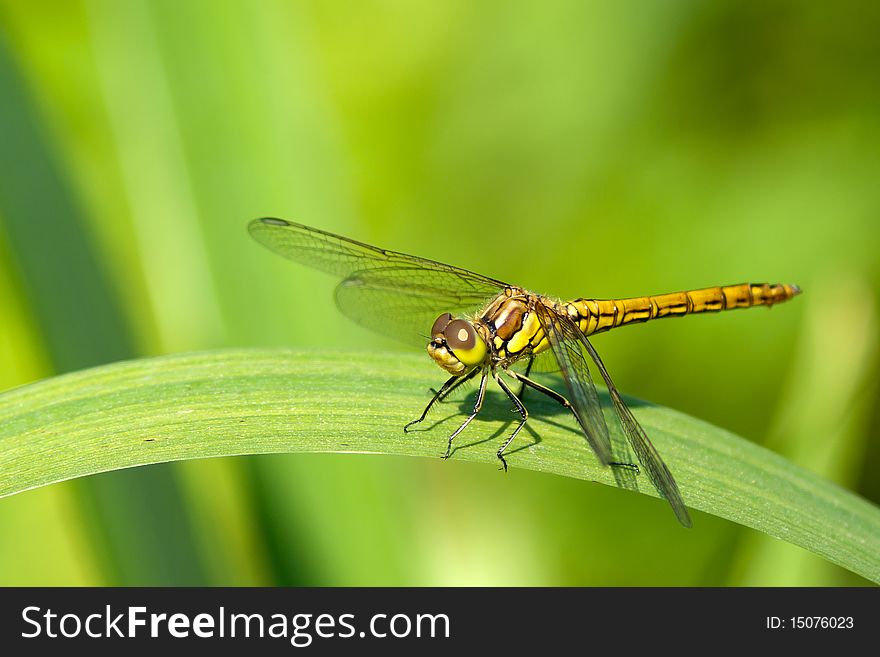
[0,0,878,586]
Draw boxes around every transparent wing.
[249,218,507,345]
[334,269,499,345]
[533,303,613,466]
[579,335,692,527]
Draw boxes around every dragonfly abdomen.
[569,282,801,336]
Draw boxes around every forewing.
[249,218,507,289]
[249,218,506,346]
[335,268,498,346]
[534,304,612,466]
[579,336,692,527]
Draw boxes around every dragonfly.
[249,217,801,527]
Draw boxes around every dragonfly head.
[427,312,488,375]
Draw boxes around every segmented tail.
[569,283,801,336]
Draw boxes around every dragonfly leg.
[441,368,489,459]
[505,369,570,409]
[430,367,479,403]
[494,374,528,472]
[515,354,535,402]
[404,374,460,432]
[505,369,639,473]
[608,461,640,474]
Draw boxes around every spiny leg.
[494,374,528,472]
[505,369,640,474]
[442,368,489,459]
[515,354,535,401]
[404,374,460,432]
[506,369,569,408]
[430,366,479,403]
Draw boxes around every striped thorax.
[477,287,549,363]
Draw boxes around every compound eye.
[444,319,476,351]
[431,312,453,337]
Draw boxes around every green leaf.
[2,348,878,583]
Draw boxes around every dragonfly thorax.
[427,312,489,375]
[478,289,552,363]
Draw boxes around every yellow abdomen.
[567,282,801,336]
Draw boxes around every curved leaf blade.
[0,348,877,583]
